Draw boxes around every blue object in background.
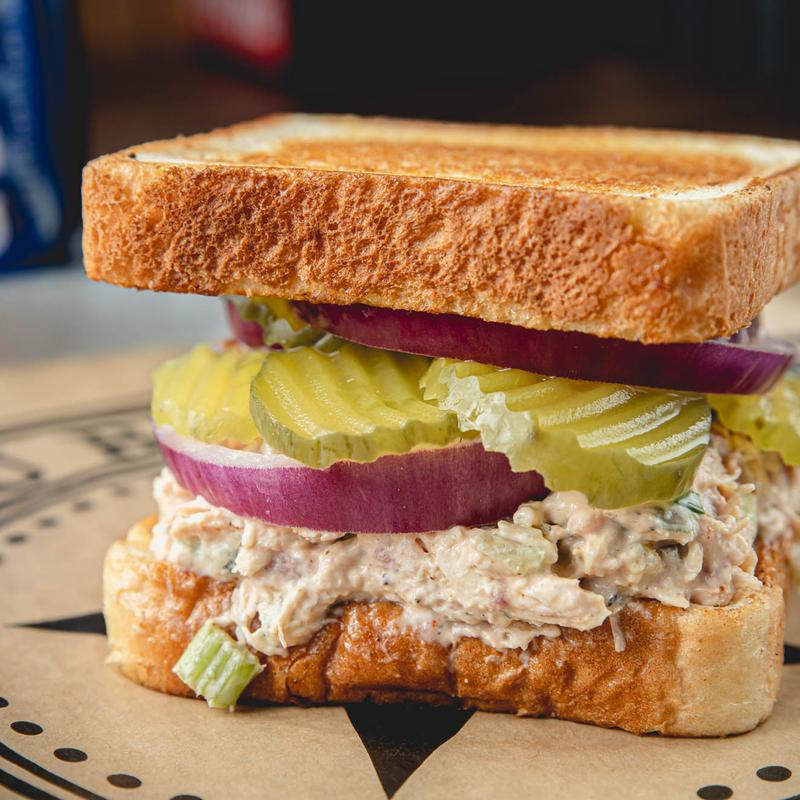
[0,0,84,272]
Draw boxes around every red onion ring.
[156,426,546,533]
[225,300,265,347]
[291,302,794,395]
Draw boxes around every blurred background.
[3,0,800,362]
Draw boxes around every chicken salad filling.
[148,433,799,656]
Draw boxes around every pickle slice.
[231,296,323,347]
[709,371,800,465]
[152,344,266,446]
[250,341,461,468]
[421,359,711,508]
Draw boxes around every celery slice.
[675,490,705,515]
[173,622,263,709]
[476,523,557,575]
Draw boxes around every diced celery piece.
[675,491,705,515]
[740,492,758,528]
[173,621,263,709]
[476,523,557,575]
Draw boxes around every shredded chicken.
[149,432,800,657]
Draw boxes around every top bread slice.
[82,114,800,343]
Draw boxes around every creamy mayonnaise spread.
[149,434,799,657]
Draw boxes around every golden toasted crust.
[103,518,786,735]
[82,114,800,343]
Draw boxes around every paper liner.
[1,343,799,800]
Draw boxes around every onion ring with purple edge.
[287,302,793,395]
[155,426,546,533]
[225,300,265,347]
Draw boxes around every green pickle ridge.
[250,340,462,469]
[709,371,800,466]
[151,344,267,447]
[421,358,712,508]
[150,338,725,505]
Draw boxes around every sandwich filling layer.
[149,434,799,656]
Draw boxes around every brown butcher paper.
[1,295,800,799]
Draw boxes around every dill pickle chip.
[709,371,800,465]
[152,344,266,446]
[250,341,461,468]
[421,359,711,508]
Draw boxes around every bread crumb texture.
[82,115,800,343]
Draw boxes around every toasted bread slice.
[103,517,786,736]
[82,114,800,343]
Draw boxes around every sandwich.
[82,114,800,736]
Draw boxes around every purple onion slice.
[291,302,794,395]
[156,426,545,534]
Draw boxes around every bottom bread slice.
[104,517,787,736]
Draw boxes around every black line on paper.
[0,456,161,529]
[0,401,150,444]
[0,767,65,800]
[0,399,156,527]
[0,741,107,799]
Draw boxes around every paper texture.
[1,342,799,800]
